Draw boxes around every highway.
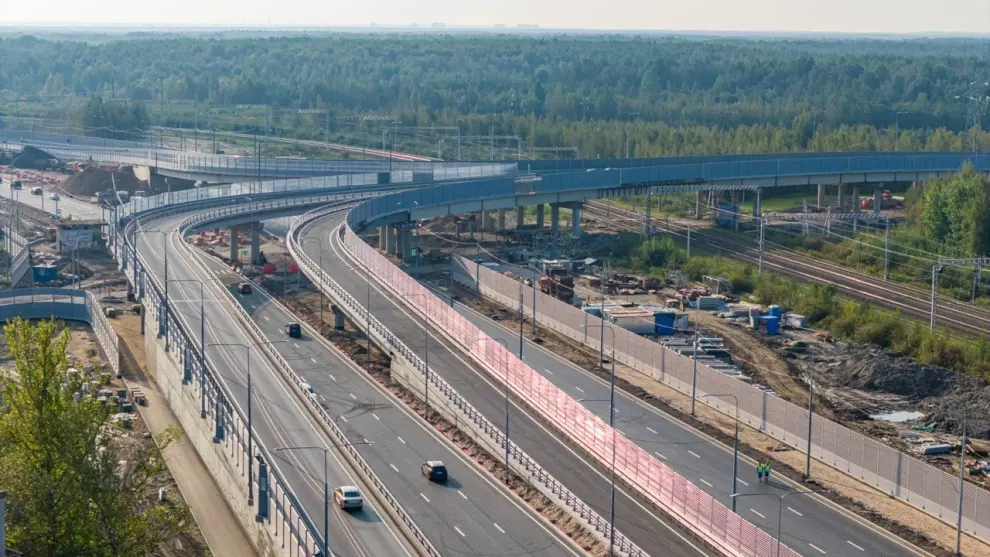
[134,209,415,557]
[300,210,721,557]
[188,210,583,556]
[584,200,990,338]
[0,176,103,220]
[434,277,924,557]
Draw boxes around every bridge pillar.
[250,223,262,265]
[397,226,411,259]
[731,191,740,231]
[752,188,763,222]
[331,304,346,330]
[550,204,560,234]
[695,191,703,219]
[229,227,240,263]
[852,184,861,212]
[385,225,397,255]
[837,184,846,209]
[486,210,497,232]
[515,206,524,228]
[571,203,583,239]
[873,185,883,217]
[497,209,506,230]
[535,204,545,228]
[817,184,826,207]
[378,226,387,249]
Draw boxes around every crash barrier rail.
[458,256,990,542]
[114,203,322,555]
[178,200,441,557]
[0,288,119,375]
[8,229,31,287]
[287,205,648,557]
[340,223,797,557]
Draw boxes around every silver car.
[332,486,363,510]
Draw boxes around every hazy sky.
[2,0,989,33]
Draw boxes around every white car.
[49,192,60,201]
[332,486,363,510]
[300,382,317,403]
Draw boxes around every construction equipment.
[539,269,575,303]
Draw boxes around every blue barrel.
[768,305,783,318]
[765,316,780,335]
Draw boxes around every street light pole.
[957,406,968,556]
[302,239,324,336]
[701,394,739,512]
[168,278,206,415]
[733,490,828,557]
[581,324,617,556]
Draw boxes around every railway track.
[583,200,990,337]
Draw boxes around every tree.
[0,318,187,557]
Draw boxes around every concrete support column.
[385,224,397,255]
[229,227,239,263]
[571,203,582,239]
[731,191,740,231]
[250,223,262,265]
[397,226,411,259]
[535,204,545,228]
[550,204,560,234]
[481,210,493,232]
[497,208,506,230]
[837,184,846,209]
[752,188,763,220]
[378,226,387,249]
[515,206,524,228]
[817,184,825,207]
[873,185,883,216]
[695,191,703,219]
[331,304,346,330]
[852,184,862,213]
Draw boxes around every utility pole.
[957,406,968,556]
[758,213,766,275]
[884,222,891,280]
[974,262,983,302]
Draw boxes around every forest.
[2,32,990,158]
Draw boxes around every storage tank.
[768,305,783,318]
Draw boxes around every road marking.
[493,523,505,534]
[398,436,406,444]
[389,464,399,473]
[750,509,765,519]
[737,479,749,486]
[544,369,554,375]
[699,478,713,487]
[847,541,864,552]
[349,393,357,400]
[420,493,430,503]
[263,316,269,321]
[788,507,802,517]
[339,415,348,422]
[808,543,826,554]
[575,386,585,393]
[294,343,300,348]
[458,491,468,500]
[646,426,658,434]
[688,450,701,458]
[372,413,380,421]
[454,526,465,537]
[327,373,336,381]
[654,452,667,460]
[310,357,318,363]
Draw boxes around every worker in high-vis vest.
[764,461,772,483]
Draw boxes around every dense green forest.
[2,33,990,157]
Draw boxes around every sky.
[1,0,989,34]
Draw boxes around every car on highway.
[421,460,448,483]
[30,187,42,195]
[238,282,253,295]
[11,181,21,190]
[300,382,317,403]
[49,192,60,201]
[332,486,363,511]
[285,322,301,338]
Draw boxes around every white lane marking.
[544,369,554,375]
[750,509,766,519]
[398,436,406,444]
[493,523,505,534]
[699,478,713,487]
[646,426,658,434]
[809,543,826,554]
[389,464,399,473]
[458,491,468,500]
[263,316,270,321]
[420,493,430,503]
[327,373,336,381]
[575,386,585,393]
[454,526,465,537]
[654,451,667,460]
[688,450,701,458]
[310,357,318,363]
[788,507,802,517]
[363,438,370,444]
[737,479,749,486]
[339,415,348,422]
[349,393,357,400]
[847,541,865,552]
[294,343,300,348]
[372,413,380,421]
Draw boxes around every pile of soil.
[64,167,144,196]
[12,145,55,169]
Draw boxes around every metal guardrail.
[287,204,649,557]
[177,199,441,557]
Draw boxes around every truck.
[97,190,129,206]
[538,269,575,304]
[860,190,902,210]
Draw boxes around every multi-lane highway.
[300,210,722,557]
[432,276,925,557]
[135,209,415,557]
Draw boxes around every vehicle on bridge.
[285,322,301,338]
[332,486,363,510]
[421,460,448,483]
[238,282,253,295]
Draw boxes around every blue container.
[655,313,676,336]
[764,316,780,335]
[582,306,603,318]
[33,265,58,283]
[768,305,783,318]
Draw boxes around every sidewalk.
[113,312,256,557]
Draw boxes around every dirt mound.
[12,145,56,169]
[831,345,981,398]
[64,167,145,197]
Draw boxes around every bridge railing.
[458,255,990,543]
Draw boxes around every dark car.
[285,322,301,338]
[11,180,22,190]
[421,460,448,483]
[238,282,253,295]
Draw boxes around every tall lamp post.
[168,278,207,416]
[485,337,511,483]
[732,490,829,557]
[209,340,286,506]
[275,442,372,557]
[402,293,431,411]
[139,228,169,349]
[302,238,325,336]
[580,323,617,557]
[701,393,740,512]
